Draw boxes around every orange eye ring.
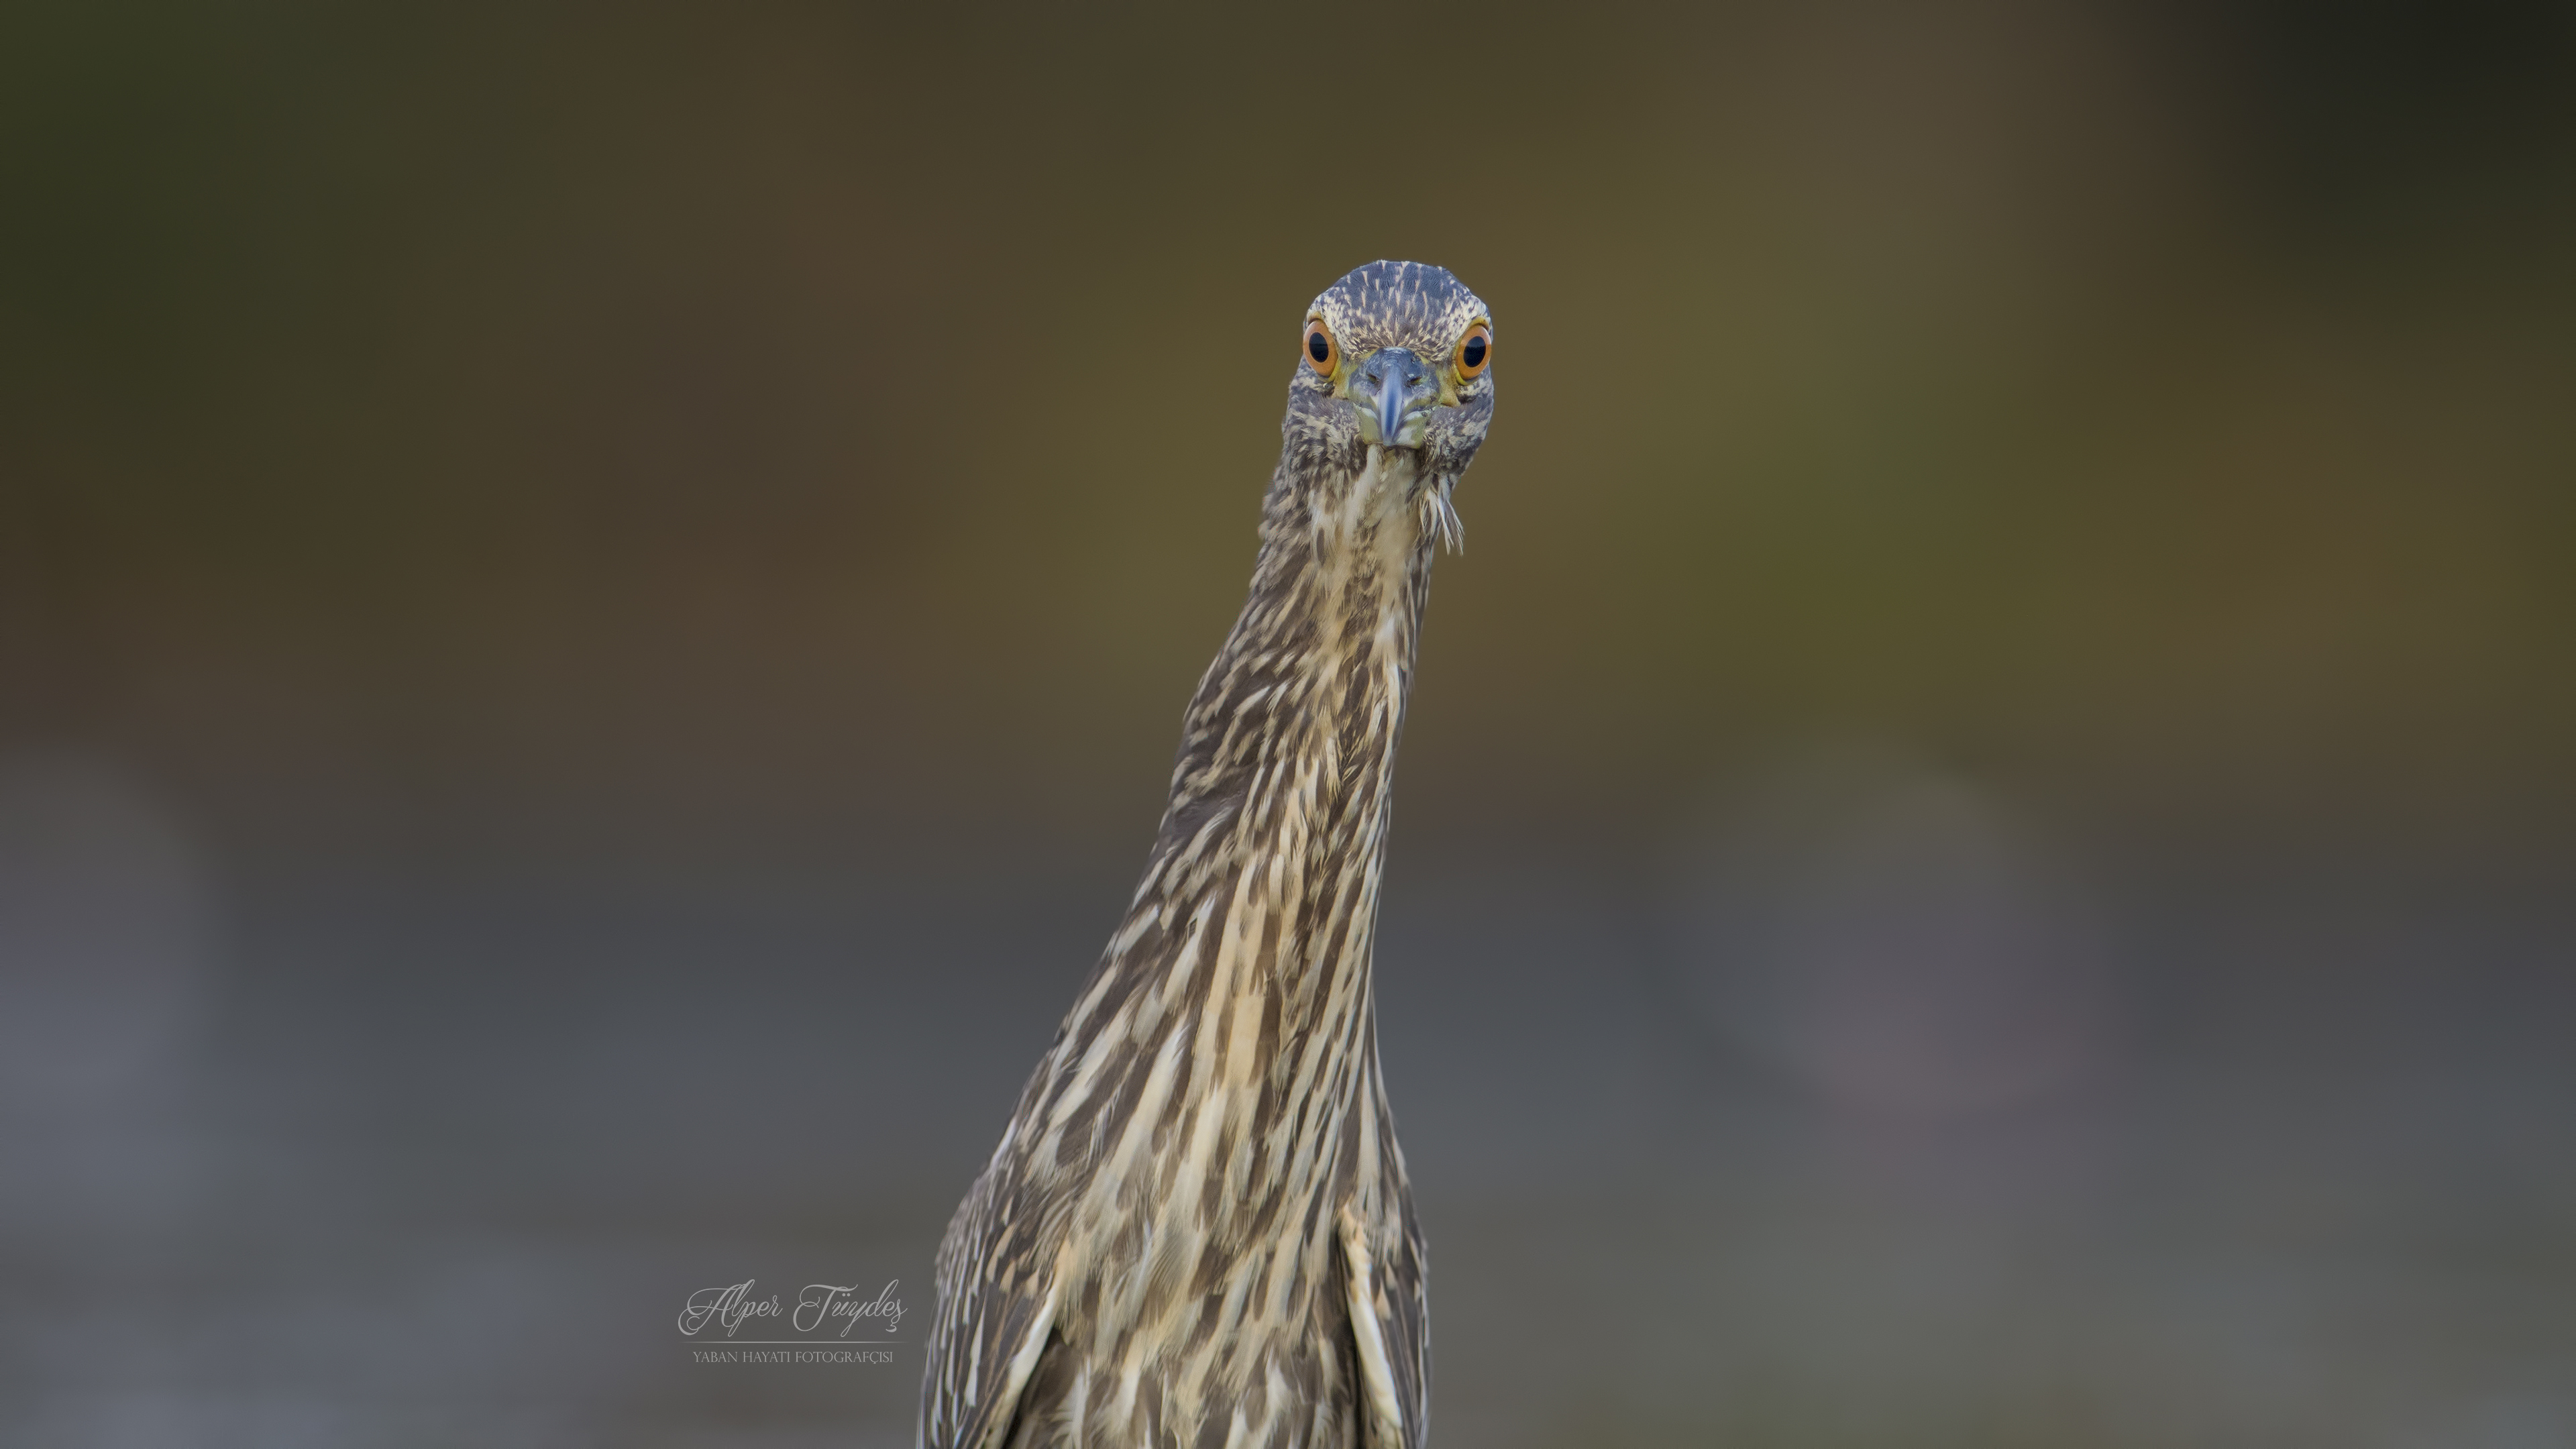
[1302,317,1338,376]
[1456,323,1493,379]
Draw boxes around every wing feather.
[920,1159,1064,1449]
[1340,1078,1430,1449]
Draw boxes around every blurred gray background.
[3,2,2573,1445]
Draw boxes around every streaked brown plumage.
[920,261,1495,1449]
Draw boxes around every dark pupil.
[1462,335,1487,368]
[1307,331,1330,364]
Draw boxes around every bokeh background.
[5,2,2573,1444]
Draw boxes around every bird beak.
[1352,347,1441,451]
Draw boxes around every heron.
[918,260,1495,1449]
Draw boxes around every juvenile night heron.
[920,261,1495,1449]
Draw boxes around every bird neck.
[1170,443,1433,871]
[1125,443,1439,1014]
[1016,445,1441,1201]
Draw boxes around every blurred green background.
[3,3,2572,1446]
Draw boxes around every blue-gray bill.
[1356,347,1440,451]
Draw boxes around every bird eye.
[1303,318,1338,375]
[1456,323,1492,379]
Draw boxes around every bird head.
[1291,260,1494,485]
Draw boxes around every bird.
[918,260,1495,1449]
